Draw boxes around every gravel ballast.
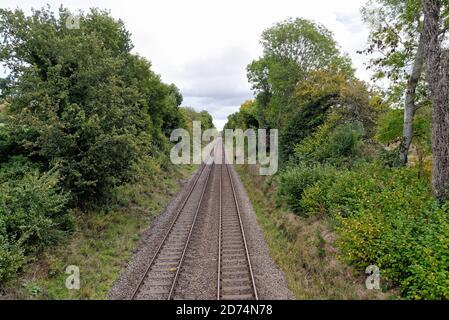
[228,165,294,299]
[108,166,206,300]
[109,163,293,300]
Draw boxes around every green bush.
[294,118,364,166]
[302,164,388,217]
[279,160,449,299]
[0,159,73,282]
[278,162,379,217]
[379,148,403,168]
[0,240,25,282]
[337,201,449,299]
[328,123,363,159]
[330,166,448,299]
[0,7,187,205]
[278,163,338,216]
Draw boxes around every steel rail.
[224,164,258,300]
[167,163,214,299]
[217,155,223,300]
[130,163,208,299]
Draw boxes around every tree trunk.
[400,32,425,165]
[423,0,449,199]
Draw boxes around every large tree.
[247,18,354,130]
[423,0,449,199]
[0,7,183,204]
[361,0,429,165]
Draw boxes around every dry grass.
[237,164,398,300]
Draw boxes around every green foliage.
[247,18,354,130]
[199,110,215,131]
[278,163,375,218]
[376,105,431,172]
[294,115,364,166]
[363,0,449,74]
[179,107,215,136]
[379,148,403,168]
[0,158,72,282]
[0,114,34,163]
[0,7,184,204]
[0,6,194,283]
[4,161,196,299]
[0,241,25,283]
[359,0,445,113]
[224,100,258,131]
[281,85,378,164]
[326,123,364,159]
[376,108,403,144]
[278,163,338,216]
[377,106,431,146]
[361,0,423,84]
[280,97,333,163]
[280,159,449,299]
[333,166,449,299]
[271,68,380,164]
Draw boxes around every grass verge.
[1,163,197,299]
[236,164,398,300]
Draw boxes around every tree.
[0,6,182,204]
[279,70,383,162]
[179,107,215,134]
[361,0,429,164]
[199,111,215,131]
[247,18,354,130]
[223,100,258,131]
[423,0,449,199]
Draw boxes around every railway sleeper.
[221,265,249,272]
[221,278,251,286]
[221,285,253,294]
[221,259,247,266]
[220,294,253,300]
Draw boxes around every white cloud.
[1,0,372,130]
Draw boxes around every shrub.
[0,7,187,205]
[280,159,449,298]
[0,159,73,281]
[379,148,403,168]
[278,164,338,216]
[279,162,380,218]
[337,201,449,299]
[0,240,25,282]
[327,123,363,159]
[298,183,329,217]
[294,118,364,166]
[403,205,449,299]
[332,166,449,299]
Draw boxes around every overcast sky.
[2,0,372,130]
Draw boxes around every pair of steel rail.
[131,148,257,300]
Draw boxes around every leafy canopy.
[247,18,354,129]
[0,6,184,204]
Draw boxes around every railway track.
[217,163,258,300]
[131,162,213,299]
[131,143,258,300]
